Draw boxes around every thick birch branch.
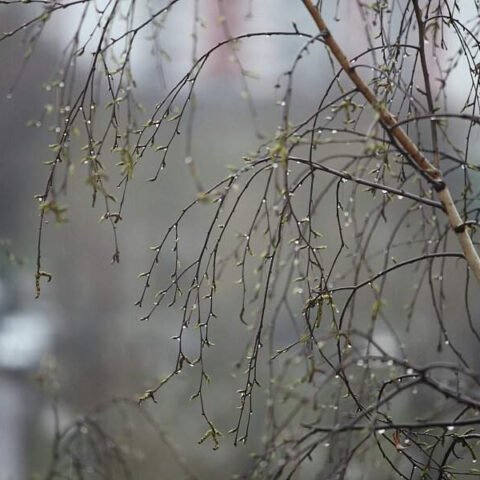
[301,0,480,283]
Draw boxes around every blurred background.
[1,1,480,479]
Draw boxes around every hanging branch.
[301,0,480,283]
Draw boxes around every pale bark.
[301,0,480,283]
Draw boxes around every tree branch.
[301,0,480,283]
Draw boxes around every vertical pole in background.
[0,295,52,480]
